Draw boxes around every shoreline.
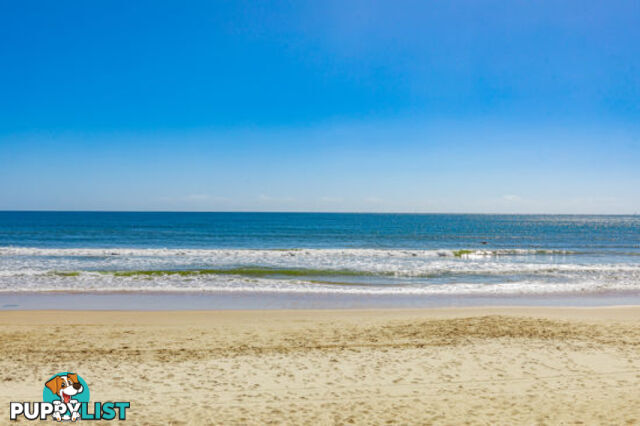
[2,306,639,423]
[3,290,640,310]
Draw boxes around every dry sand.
[1,307,639,425]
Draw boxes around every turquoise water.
[1,212,639,304]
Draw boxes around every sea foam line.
[0,247,578,258]
[0,276,636,296]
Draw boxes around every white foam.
[1,246,639,296]
[0,272,637,296]
[0,247,596,276]
[0,246,573,258]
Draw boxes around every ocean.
[1,212,639,309]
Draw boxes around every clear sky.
[1,0,639,213]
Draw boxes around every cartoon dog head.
[45,373,84,404]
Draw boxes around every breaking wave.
[0,246,639,296]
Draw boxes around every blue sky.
[1,0,639,213]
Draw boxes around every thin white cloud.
[502,194,524,202]
[258,194,294,202]
[158,194,229,203]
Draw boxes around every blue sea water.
[3,211,640,251]
[1,212,639,308]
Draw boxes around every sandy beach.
[1,307,639,425]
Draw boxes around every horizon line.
[0,210,638,216]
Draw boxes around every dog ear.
[45,376,63,395]
[67,373,79,384]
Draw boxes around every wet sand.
[1,307,639,425]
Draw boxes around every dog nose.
[73,383,82,390]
